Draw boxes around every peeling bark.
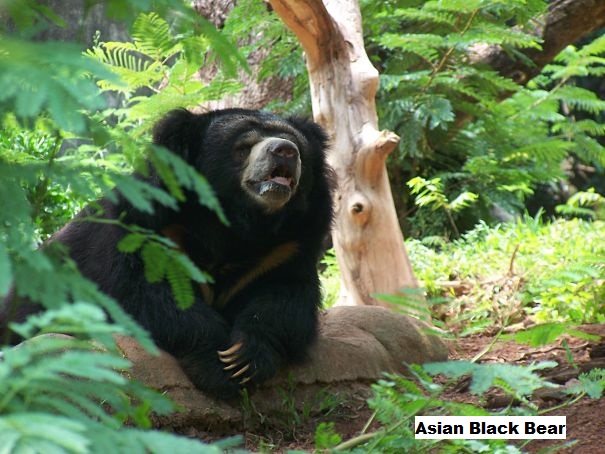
[270,0,417,306]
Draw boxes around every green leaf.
[141,242,166,283]
[125,428,227,453]
[151,146,228,225]
[166,260,194,309]
[117,233,147,253]
[0,39,117,132]
[564,329,601,342]
[113,174,176,214]
[0,413,89,453]
[449,191,478,212]
[195,17,249,78]
[148,151,185,202]
[170,251,213,284]
[0,243,12,297]
[577,369,605,399]
[131,13,176,59]
[424,361,558,396]
[506,323,567,347]
[315,422,342,450]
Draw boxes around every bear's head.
[151,108,331,224]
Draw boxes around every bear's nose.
[268,139,299,159]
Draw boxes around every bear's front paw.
[218,341,254,385]
[217,337,279,388]
[179,350,242,400]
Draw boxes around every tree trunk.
[269,0,418,306]
[474,0,605,84]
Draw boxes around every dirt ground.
[449,324,605,453]
[224,324,605,452]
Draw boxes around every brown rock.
[115,306,448,430]
[116,334,242,429]
[284,306,448,383]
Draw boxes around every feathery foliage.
[321,357,604,452]
[365,1,605,237]
[406,216,605,327]
[327,360,554,453]
[0,0,246,451]
[87,11,244,134]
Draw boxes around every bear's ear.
[152,109,211,161]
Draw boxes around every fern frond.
[382,8,457,28]
[380,71,432,92]
[170,250,213,285]
[117,233,146,253]
[0,39,113,132]
[445,67,520,101]
[572,135,605,168]
[460,23,541,49]
[0,413,89,453]
[449,192,479,212]
[126,79,241,124]
[0,242,11,297]
[89,40,138,58]
[554,86,605,115]
[566,188,605,208]
[377,33,445,63]
[180,36,210,69]
[429,0,483,14]
[131,12,176,60]
[552,119,605,137]
[150,145,228,225]
[165,259,194,309]
[549,48,605,79]
[503,90,565,123]
[148,151,185,202]
[86,43,163,92]
[433,73,486,102]
[141,242,166,283]
[505,139,574,165]
[112,173,176,213]
[578,35,605,57]
[414,96,455,129]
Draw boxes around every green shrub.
[407,217,605,327]
[0,1,245,451]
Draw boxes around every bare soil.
[449,324,605,454]
[200,324,605,453]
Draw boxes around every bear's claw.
[230,363,250,378]
[239,375,253,385]
[222,362,240,371]
[217,341,254,383]
[217,342,243,357]
[218,354,238,364]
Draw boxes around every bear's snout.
[267,138,299,159]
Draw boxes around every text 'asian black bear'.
[2,109,334,399]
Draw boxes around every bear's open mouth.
[245,160,299,205]
[264,164,293,188]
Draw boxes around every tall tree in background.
[270,0,418,307]
[267,0,605,306]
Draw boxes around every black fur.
[0,109,333,399]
